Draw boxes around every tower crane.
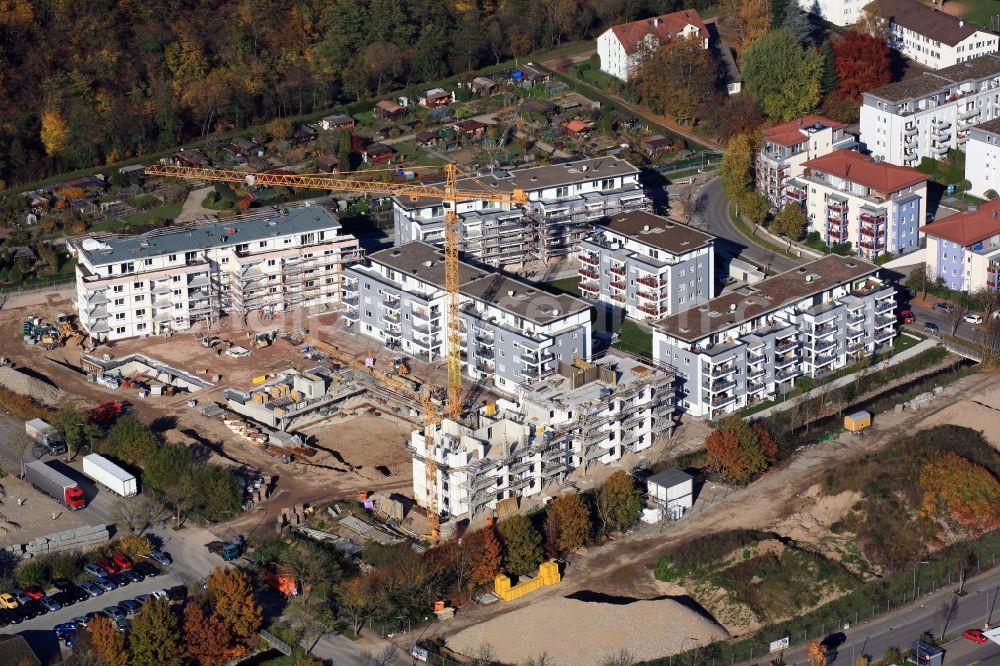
[145,162,528,542]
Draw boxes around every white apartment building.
[798,0,864,27]
[653,256,896,419]
[922,199,1000,292]
[877,0,998,70]
[577,210,716,320]
[757,115,855,209]
[596,9,708,81]
[965,118,1000,197]
[393,157,648,268]
[860,54,1000,166]
[69,206,360,342]
[785,149,927,259]
[410,353,675,519]
[343,241,592,394]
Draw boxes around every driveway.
[175,185,220,223]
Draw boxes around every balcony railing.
[610,293,625,304]
[637,304,660,316]
[876,314,895,327]
[875,299,895,314]
[904,125,918,137]
[775,353,800,369]
[775,340,798,354]
[636,275,666,288]
[609,265,626,276]
[711,363,737,378]
[776,367,800,382]
[859,239,886,251]
[710,394,738,408]
[610,281,625,291]
[579,254,599,266]
[827,227,846,240]
[636,290,660,302]
[579,282,599,295]
[705,378,737,393]
[579,267,599,280]
[827,201,846,213]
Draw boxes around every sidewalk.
[753,336,938,419]
[302,630,411,666]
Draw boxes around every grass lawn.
[545,276,581,297]
[916,152,966,186]
[952,0,1000,26]
[613,319,653,359]
[90,202,183,232]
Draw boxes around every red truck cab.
[65,486,85,510]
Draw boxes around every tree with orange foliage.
[184,602,246,666]
[206,568,262,639]
[719,0,771,56]
[545,493,591,554]
[339,576,375,636]
[920,451,1000,533]
[88,615,128,666]
[39,110,69,157]
[705,417,777,483]
[806,640,828,666]
[831,31,891,103]
[465,525,503,589]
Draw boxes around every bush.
[986,189,998,200]
[118,535,154,559]
[15,558,50,587]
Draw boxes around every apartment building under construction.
[392,157,649,268]
[409,352,676,519]
[69,206,361,341]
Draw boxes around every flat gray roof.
[76,206,341,267]
[647,469,693,489]
[867,54,1000,103]
[596,210,715,255]
[367,241,491,286]
[394,157,640,210]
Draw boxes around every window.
[221,257,229,264]
[168,254,177,262]
[115,313,126,320]
[116,327,126,335]
[258,241,268,248]
[267,259,277,267]
[144,259,153,267]
[174,303,182,310]
[135,309,146,318]
[601,178,614,190]
[137,323,146,332]
[555,186,569,197]
[113,284,124,293]
[173,289,181,297]
[114,298,125,306]
[173,275,181,282]
[134,295,144,302]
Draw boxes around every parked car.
[134,594,151,605]
[134,562,159,578]
[23,586,44,600]
[115,618,129,633]
[964,313,984,324]
[0,608,21,625]
[118,599,142,616]
[55,629,76,648]
[112,554,133,571]
[924,322,940,334]
[123,569,145,584]
[933,302,955,313]
[71,615,90,628]
[109,573,130,587]
[101,606,126,621]
[52,591,74,607]
[963,628,988,644]
[50,579,74,592]
[78,581,103,597]
[39,595,62,612]
[21,600,45,618]
[95,558,121,575]
[9,588,30,605]
[0,593,18,610]
[147,550,172,567]
[166,585,188,603]
[93,577,117,592]
[84,562,106,577]
[898,309,916,324]
[66,584,89,603]
[152,589,170,601]
[54,622,78,634]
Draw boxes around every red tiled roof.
[920,200,1000,246]
[803,150,926,193]
[763,115,847,147]
[375,100,403,113]
[610,10,707,56]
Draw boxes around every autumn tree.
[339,577,376,636]
[832,32,891,103]
[88,616,128,666]
[701,93,764,143]
[806,640,828,666]
[39,110,69,157]
[720,133,756,202]
[545,493,591,553]
[129,598,183,665]
[740,191,771,236]
[743,28,823,120]
[920,451,1000,533]
[497,514,543,576]
[463,526,503,590]
[596,471,643,535]
[719,0,772,55]
[705,417,778,483]
[635,36,717,123]
[281,539,342,600]
[772,202,807,240]
[184,602,242,666]
[206,568,263,639]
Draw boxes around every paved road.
[697,178,802,274]
[763,566,1000,665]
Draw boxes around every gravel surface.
[447,596,728,665]
[0,366,63,406]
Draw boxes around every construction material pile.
[0,366,63,406]
[447,595,728,664]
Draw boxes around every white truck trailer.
[82,454,137,498]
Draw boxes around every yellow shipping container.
[252,375,267,385]
[844,411,871,432]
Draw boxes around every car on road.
[9,588,30,605]
[0,608,20,625]
[123,569,145,584]
[933,302,955,313]
[0,593,18,609]
[39,595,62,612]
[21,600,45,618]
[964,313,984,324]
[112,554,133,571]
[79,580,103,597]
[109,572,130,587]
[147,550,172,566]
[23,585,44,600]
[102,606,126,621]
[898,309,916,324]
[84,562,106,577]
[924,322,940,334]
[51,578,74,592]
[54,622,78,634]
[118,599,142,616]
[95,558,121,575]
[134,562,159,578]
[963,628,988,644]
[71,615,89,628]
[93,577,117,592]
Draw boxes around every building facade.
[756,115,854,209]
[596,10,708,81]
[922,200,1000,292]
[652,256,896,419]
[784,149,927,259]
[410,353,675,519]
[343,241,592,393]
[860,54,1000,166]
[69,206,360,342]
[393,157,648,268]
[577,210,716,320]
[877,0,998,70]
[797,0,864,27]
[964,117,1000,198]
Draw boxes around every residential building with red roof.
[756,115,855,208]
[786,149,927,260]
[921,200,1000,291]
[596,10,707,82]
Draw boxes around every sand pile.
[447,595,728,665]
[0,366,62,406]
[919,399,1000,449]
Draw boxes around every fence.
[0,275,75,296]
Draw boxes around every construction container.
[433,600,446,612]
[844,411,871,433]
[252,375,266,385]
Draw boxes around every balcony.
[383,293,400,307]
[637,304,660,317]
[636,275,666,289]
[609,265,626,277]
[848,312,866,326]
[775,339,798,354]
[813,338,837,354]
[775,353,800,369]
[813,352,837,367]
[904,125,918,137]
[812,321,837,335]
[875,328,894,344]
[636,290,660,302]
[747,365,765,379]
[709,393,738,408]
[785,188,806,203]
[931,143,949,156]
[610,293,625,304]
[827,226,846,240]
[876,314,895,327]
[579,282,599,295]
[382,311,400,324]
[826,200,846,213]
[859,225,883,238]
[847,341,865,353]
[711,363,737,378]
[579,253,599,267]
[875,299,895,314]
[579,267,599,280]
[960,107,980,121]
[776,367,801,382]
[610,281,626,291]
[859,239,886,251]
[705,378,737,393]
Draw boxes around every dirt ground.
[0,476,91,546]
